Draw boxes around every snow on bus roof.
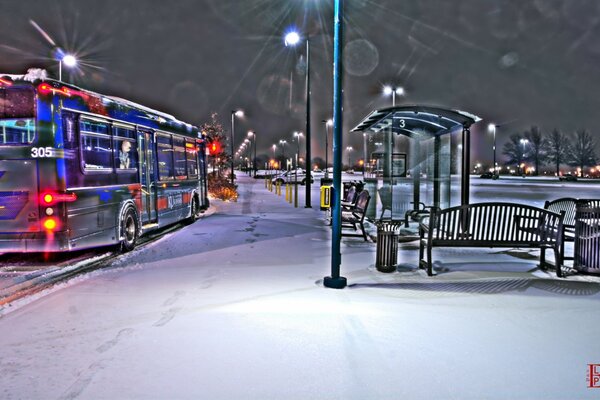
[0,68,48,82]
[106,96,180,124]
[1,69,195,131]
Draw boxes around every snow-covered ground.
[0,176,599,399]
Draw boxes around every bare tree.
[502,133,527,173]
[567,130,597,175]
[523,126,546,175]
[545,129,570,176]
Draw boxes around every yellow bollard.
[288,184,293,204]
[277,181,282,196]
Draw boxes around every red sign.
[588,364,600,388]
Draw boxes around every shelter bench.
[544,198,600,274]
[341,190,371,241]
[419,202,565,276]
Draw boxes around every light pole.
[272,144,277,170]
[322,119,333,178]
[363,133,367,177]
[279,140,287,168]
[346,146,353,169]
[248,131,256,177]
[520,138,529,175]
[284,30,312,208]
[383,85,404,107]
[488,124,497,176]
[293,132,303,169]
[324,0,346,289]
[230,109,243,184]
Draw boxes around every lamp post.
[363,133,367,177]
[322,119,333,178]
[230,110,244,184]
[324,0,347,289]
[383,85,404,107]
[248,131,257,177]
[520,138,529,175]
[284,30,312,208]
[279,140,287,168]
[346,146,353,169]
[488,124,497,176]
[293,132,303,169]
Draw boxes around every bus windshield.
[0,87,35,145]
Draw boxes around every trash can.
[320,185,332,210]
[375,221,402,273]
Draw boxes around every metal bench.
[544,198,600,267]
[341,190,371,241]
[419,202,565,276]
[573,206,600,275]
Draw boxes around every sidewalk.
[0,176,599,400]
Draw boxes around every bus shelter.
[351,106,481,222]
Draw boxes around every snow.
[0,175,599,399]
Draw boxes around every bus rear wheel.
[119,207,139,252]
[186,196,200,225]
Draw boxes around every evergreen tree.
[200,113,229,175]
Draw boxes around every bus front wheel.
[119,207,139,252]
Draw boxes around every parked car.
[479,172,498,179]
[254,169,281,179]
[271,169,314,185]
[559,174,578,182]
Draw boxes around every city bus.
[0,71,209,252]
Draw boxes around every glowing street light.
[383,85,404,106]
[284,29,312,208]
[247,131,257,177]
[230,109,244,184]
[488,123,498,175]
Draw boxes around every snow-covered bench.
[419,202,565,276]
[544,198,600,274]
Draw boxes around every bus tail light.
[43,217,58,231]
[40,191,77,206]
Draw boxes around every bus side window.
[113,125,137,171]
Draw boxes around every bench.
[341,190,370,241]
[544,198,600,268]
[419,202,565,276]
[573,206,600,275]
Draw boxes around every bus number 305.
[31,147,55,158]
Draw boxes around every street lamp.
[346,146,353,169]
[279,139,287,168]
[520,138,529,175]
[383,85,404,107]
[248,131,257,177]
[488,123,498,176]
[322,119,333,178]
[293,132,303,169]
[284,30,312,208]
[230,109,244,184]
[53,48,77,82]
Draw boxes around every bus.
[0,70,209,253]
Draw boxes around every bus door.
[138,130,157,223]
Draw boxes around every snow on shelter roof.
[351,105,481,138]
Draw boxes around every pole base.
[323,276,347,289]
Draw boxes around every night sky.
[1,0,599,165]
